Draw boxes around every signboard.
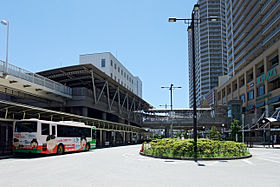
[256,67,277,85]
[246,82,254,89]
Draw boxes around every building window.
[118,67,120,73]
[222,88,226,98]
[268,77,280,92]
[240,94,245,103]
[267,53,279,69]
[111,73,113,78]
[218,92,221,100]
[257,85,265,97]
[247,90,254,101]
[256,62,264,77]
[121,70,123,75]
[111,60,113,66]
[101,59,106,67]
[239,76,245,87]
[227,85,231,95]
[247,70,254,83]
[233,80,237,91]
[124,72,126,78]
[114,64,116,69]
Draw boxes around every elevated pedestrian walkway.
[0,60,72,100]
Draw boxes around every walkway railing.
[0,60,72,97]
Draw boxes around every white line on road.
[242,159,254,165]
[257,157,280,164]
[265,156,280,160]
[207,161,219,166]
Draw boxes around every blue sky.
[0,0,197,108]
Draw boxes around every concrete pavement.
[0,145,280,187]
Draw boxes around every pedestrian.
[270,135,274,148]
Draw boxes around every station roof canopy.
[37,64,152,110]
[0,99,147,133]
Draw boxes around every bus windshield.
[15,121,37,132]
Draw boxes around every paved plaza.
[1,145,280,187]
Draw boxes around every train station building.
[0,54,152,156]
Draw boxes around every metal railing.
[0,60,72,97]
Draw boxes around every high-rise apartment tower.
[188,0,227,107]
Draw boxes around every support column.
[102,112,107,120]
[165,127,170,138]
[100,130,103,148]
[170,123,173,138]
[265,104,269,117]
[112,131,116,146]
[103,131,107,147]
[123,132,126,145]
[82,107,88,117]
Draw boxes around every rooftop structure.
[80,52,142,98]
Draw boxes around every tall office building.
[188,0,227,107]
[80,52,142,98]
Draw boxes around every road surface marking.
[242,159,253,165]
[257,157,280,164]
[207,161,219,166]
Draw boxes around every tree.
[230,118,241,141]
[209,126,221,140]
[176,131,182,138]
[183,131,188,138]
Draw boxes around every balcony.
[262,25,280,46]
[262,1,280,24]
[232,0,242,17]
[262,12,280,35]
[261,0,272,13]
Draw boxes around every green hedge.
[143,138,250,158]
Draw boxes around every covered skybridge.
[0,99,151,155]
[142,108,226,129]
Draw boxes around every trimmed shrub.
[143,138,250,159]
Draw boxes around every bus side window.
[52,126,56,136]
[41,123,50,135]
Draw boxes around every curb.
[139,152,252,161]
[0,155,13,159]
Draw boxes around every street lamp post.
[168,4,218,162]
[1,20,9,74]
[159,104,171,109]
[161,84,182,138]
[221,123,225,140]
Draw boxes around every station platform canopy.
[0,99,147,133]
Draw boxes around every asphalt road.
[1,145,280,187]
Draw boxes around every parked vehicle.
[13,119,96,154]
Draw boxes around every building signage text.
[257,67,277,85]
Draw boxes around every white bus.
[12,119,96,154]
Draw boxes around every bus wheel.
[85,143,90,151]
[57,144,64,155]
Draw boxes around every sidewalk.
[247,143,280,149]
